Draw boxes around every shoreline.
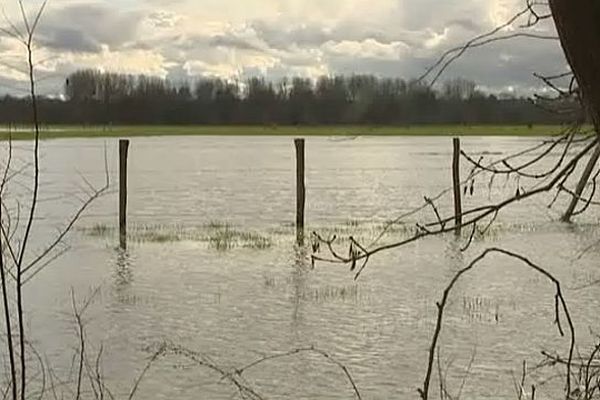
[0,124,579,140]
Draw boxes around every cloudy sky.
[0,0,568,97]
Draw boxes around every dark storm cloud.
[0,75,30,97]
[228,6,566,94]
[247,19,463,55]
[249,21,331,50]
[149,16,566,96]
[38,4,143,53]
[248,20,419,51]
[40,28,103,53]
[324,34,567,95]
[209,35,263,52]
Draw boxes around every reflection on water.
[291,245,309,327]
[7,136,600,399]
[114,248,134,287]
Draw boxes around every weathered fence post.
[119,139,129,249]
[452,138,462,236]
[295,138,306,245]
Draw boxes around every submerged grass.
[79,218,564,252]
[208,228,272,250]
[79,222,272,250]
[86,223,114,237]
[302,284,362,303]
[260,274,365,303]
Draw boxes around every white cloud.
[0,0,566,97]
[424,28,450,49]
[323,39,409,60]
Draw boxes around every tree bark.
[549,0,600,130]
[549,0,600,221]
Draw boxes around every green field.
[0,124,575,140]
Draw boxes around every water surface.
[6,135,600,399]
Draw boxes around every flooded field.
[7,136,600,399]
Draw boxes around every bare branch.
[314,135,597,281]
[418,3,558,86]
[235,346,362,400]
[418,248,575,400]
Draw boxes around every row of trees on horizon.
[0,69,580,125]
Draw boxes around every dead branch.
[127,345,166,400]
[313,136,598,280]
[460,125,579,180]
[368,127,591,250]
[418,248,575,400]
[234,346,362,400]
[131,342,363,400]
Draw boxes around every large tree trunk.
[549,0,600,129]
[549,0,600,221]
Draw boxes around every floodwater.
[4,135,600,399]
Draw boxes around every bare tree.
[0,2,109,399]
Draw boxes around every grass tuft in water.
[208,227,272,251]
[303,284,362,303]
[79,221,272,250]
[84,223,115,237]
[205,220,233,230]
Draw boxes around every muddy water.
[4,135,600,399]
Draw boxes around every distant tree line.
[0,69,579,125]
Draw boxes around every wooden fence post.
[119,139,129,249]
[452,138,462,236]
[295,138,306,245]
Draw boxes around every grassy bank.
[0,124,574,140]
